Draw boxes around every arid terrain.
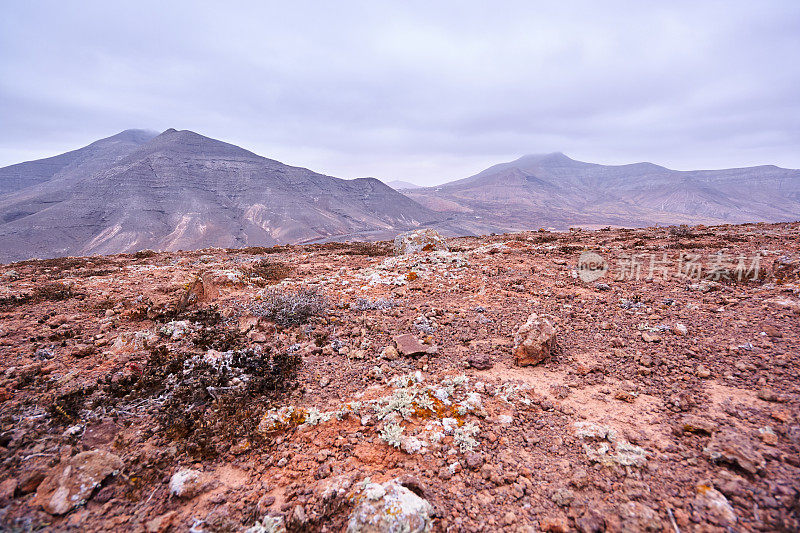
[0,222,798,532]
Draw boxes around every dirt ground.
[0,222,798,532]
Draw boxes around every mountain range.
[1,130,798,262]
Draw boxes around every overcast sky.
[1,1,798,186]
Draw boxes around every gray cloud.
[1,0,798,185]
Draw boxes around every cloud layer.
[1,1,798,185]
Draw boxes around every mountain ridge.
[0,129,437,262]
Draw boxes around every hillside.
[0,130,437,262]
[407,153,800,230]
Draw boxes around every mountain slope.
[0,129,157,195]
[0,129,436,261]
[407,153,800,230]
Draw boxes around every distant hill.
[0,129,437,262]
[405,152,800,231]
[385,180,422,190]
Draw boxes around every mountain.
[385,180,422,190]
[0,129,436,262]
[405,152,800,230]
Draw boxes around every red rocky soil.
[0,222,799,532]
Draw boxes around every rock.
[704,430,766,475]
[758,426,778,446]
[677,415,718,436]
[81,420,119,448]
[346,479,433,533]
[513,314,557,366]
[772,255,799,282]
[0,478,17,503]
[694,484,737,526]
[169,469,202,498]
[36,450,123,515]
[393,229,448,255]
[19,470,46,494]
[674,323,688,336]
[550,487,576,507]
[69,344,96,358]
[381,345,399,360]
[640,331,661,343]
[616,502,662,532]
[465,452,484,470]
[757,388,788,403]
[145,511,178,533]
[394,334,435,357]
[576,509,606,533]
[319,376,331,388]
[467,353,493,370]
[696,365,712,378]
[539,516,570,533]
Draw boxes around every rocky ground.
[0,222,798,532]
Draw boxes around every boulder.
[36,450,123,515]
[393,229,448,255]
[347,480,434,533]
[513,314,557,366]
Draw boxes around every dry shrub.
[250,287,327,326]
[245,259,294,286]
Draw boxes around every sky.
[1,1,799,186]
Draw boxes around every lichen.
[380,422,404,448]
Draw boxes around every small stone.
[704,430,766,475]
[674,323,688,336]
[757,389,787,403]
[393,334,434,357]
[36,450,123,515]
[319,376,331,387]
[0,478,17,503]
[695,484,737,526]
[550,487,576,507]
[759,427,778,446]
[617,502,662,531]
[346,479,433,533]
[640,331,660,343]
[677,415,718,436]
[539,516,570,533]
[465,452,484,470]
[145,511,178,533]
[381,345,399,360]
[696,365,712,378]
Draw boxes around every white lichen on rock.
[347,479,434,533]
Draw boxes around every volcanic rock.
[513,313,557,366]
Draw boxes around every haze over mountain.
[0,129,436,262]
[405,152,800,231]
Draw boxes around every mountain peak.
[516,152,574,164]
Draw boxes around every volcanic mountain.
[0,129,436,262]
[406,152,800,230]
